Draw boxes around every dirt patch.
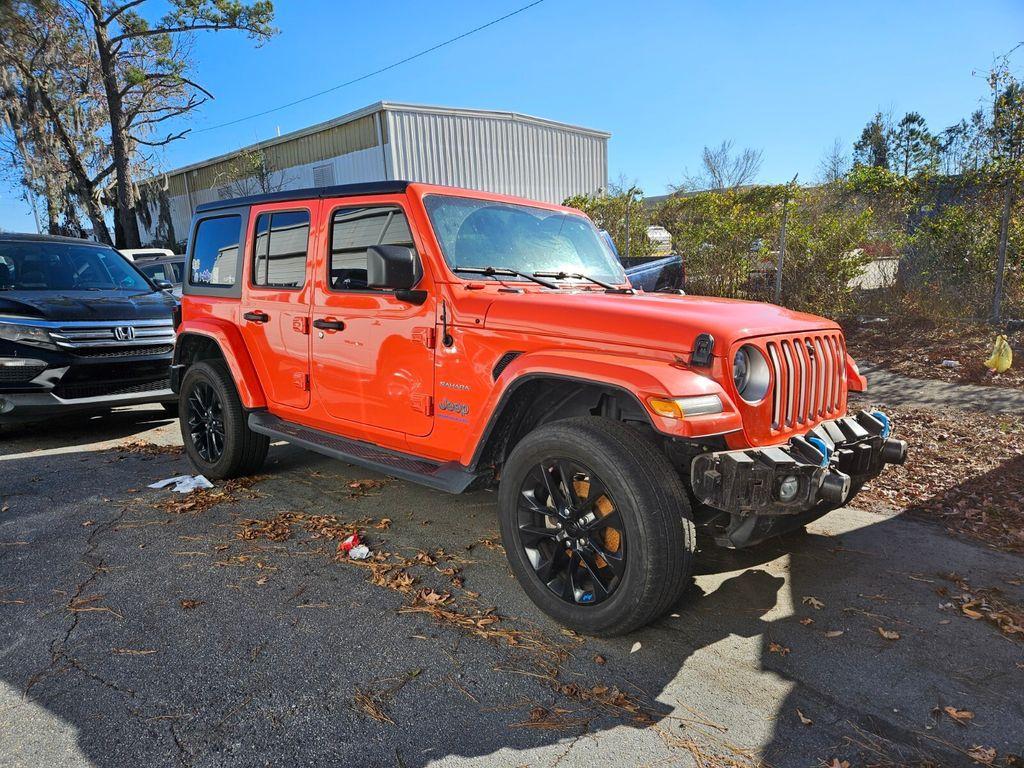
[855,405,1024,553]
[844,318,1023,390]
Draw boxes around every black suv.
[0,233,177,424]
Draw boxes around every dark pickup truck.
[0,233,178,425]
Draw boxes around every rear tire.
[179,361,268,480]
[498,417,695,636]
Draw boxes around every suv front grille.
[71,344,174,359]
[48,320,175,351]
[763,331,846,429]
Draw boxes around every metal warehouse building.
[137,102,610,247]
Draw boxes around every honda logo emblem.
[113,326,136,341]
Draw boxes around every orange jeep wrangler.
[171,181,907,635]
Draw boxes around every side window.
[252,210,310,288]
[329,206,415,291]
[190,215,241,287]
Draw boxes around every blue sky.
[2,0,1022,232]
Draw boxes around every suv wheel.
[498,417,695,636]
[179,361,268,479]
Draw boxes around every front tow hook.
[881,438,909,465]
[819,471,851,503]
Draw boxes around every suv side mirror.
[153,279,174,291]
[366,245,426,304]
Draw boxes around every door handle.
[243,311,269,323]
[312,318,345,332]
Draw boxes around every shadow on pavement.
[1,438,1022,767]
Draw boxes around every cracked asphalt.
[1,399,1022,767]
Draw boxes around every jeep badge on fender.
[170,181,907,636]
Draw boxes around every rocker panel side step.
[247,411,478,494]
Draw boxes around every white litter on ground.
[348,544,371,560]
[148,475,214,494]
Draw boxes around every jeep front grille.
[48,319,176,350]
[764,331,846,429]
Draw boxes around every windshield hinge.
[411,393,434,415]
[412,326,436,349]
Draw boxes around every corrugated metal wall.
[138,103,608,246]
[385,107,607,204]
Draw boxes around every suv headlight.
[733,345,770,403]
[0,320,57,349]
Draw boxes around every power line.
[193,0,546,134]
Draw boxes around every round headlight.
[733,348,749,392]
[733,344,770,403]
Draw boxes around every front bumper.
[691,410,907,547]
[0,387,175,423]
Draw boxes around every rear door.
[239,203,315,410]
[310,196,436,437]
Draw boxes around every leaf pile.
[237,511,371,543]
[154,476,264,515]
[845,318,1023,390]
[116,440,183,456]
[940,573,1024,640]
[398,589,567,662]
[851,405,1024,552]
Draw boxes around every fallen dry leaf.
[826,760,850,768]
[800,617,814,626]
[769,642,791,656]
[944,706,975,725]
[594,654,606,665]
[179,599,204,610]
[802,596,825,610]
[824,630,844,638]
[630,642,641,653]
[796,709,813,726]
[967,745,996,764]
[877,627,900,641]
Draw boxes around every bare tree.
[215,148,291,198]
[75,0,276,248]
[675,140,763,191]
[0,2,114,241]
[817,138,850,183]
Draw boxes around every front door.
[310,199,435,437]
[239,205,313,410]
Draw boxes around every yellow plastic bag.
[983,334,1013,373]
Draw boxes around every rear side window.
[140,262,182,283]
[190,215,241,287]
[329,206,414,291]
[252,210,310,289]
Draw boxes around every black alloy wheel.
[516,458,626,606]
[186,380,225,462]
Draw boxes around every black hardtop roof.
[0,232,112,247]
[194,180,411,214]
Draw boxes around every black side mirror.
[153,278,174,290]
[366,245,426,304]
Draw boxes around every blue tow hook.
[807,436,831,467]
[871,410,892,439]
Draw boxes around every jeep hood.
[0,290,176,322]
[482,292,840,354]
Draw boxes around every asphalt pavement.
[1,403,1022,767]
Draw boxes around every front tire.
[179,361,268,480]
[498,417,695,636]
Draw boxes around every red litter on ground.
[337,533,361,556]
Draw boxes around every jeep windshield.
[0,241,153,292]
[423,194,627,285]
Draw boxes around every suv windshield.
[0,241,152,292]
[423,194,626,284]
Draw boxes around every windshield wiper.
[453,266,559,290]
[533,271,633,293]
